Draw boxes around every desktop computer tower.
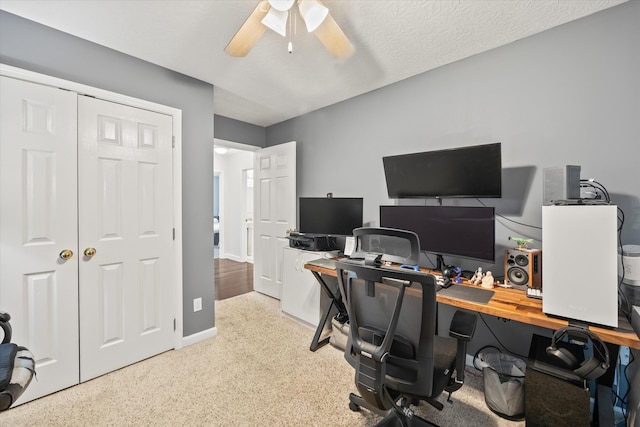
[542,205,618,328]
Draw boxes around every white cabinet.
[281,247,335,326]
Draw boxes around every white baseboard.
[181,326,218,348]
[219,253,242,262]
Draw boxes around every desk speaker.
[505,248,542,296]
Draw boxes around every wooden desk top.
[304,262,640,350]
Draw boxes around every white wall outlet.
[193,297,202,312]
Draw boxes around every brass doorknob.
[59,249,73,260]
[84,247,97,258]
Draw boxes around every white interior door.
[253,141,296,299]
[77,96,175,381]
[0,76,80,403]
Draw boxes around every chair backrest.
[351,227,421,266]
[337,228,439,401]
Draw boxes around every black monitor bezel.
[299,197,364,236]
[379,205,496,263]
[382,142,502,199]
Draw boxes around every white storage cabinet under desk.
[281,247,336,326]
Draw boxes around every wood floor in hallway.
[214,258,253,300]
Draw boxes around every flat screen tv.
[380,205,495,268]
[299,197,363,236]
[382,142,502,198]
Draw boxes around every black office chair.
[337,227,477,426]
[0,311,36,411]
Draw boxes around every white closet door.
[77,96,175,381]
[0,76,80,403]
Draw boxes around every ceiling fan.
[224,0,355,59]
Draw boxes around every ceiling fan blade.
[224,1,270,57]
[313,13,355,59]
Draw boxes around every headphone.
[546,326,610,380]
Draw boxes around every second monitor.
[379,205,495,270]
[299,197,363,236]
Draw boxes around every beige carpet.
[2,291,524,426]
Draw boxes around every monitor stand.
[435,254,445,273]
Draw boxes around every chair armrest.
[445,310,478,395]
[449,310,477,342]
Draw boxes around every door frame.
[214,170,224,257]
[242,168,254,263]
[0,64,185,350]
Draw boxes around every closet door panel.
[0,76,80,404]
[77,96,175,382]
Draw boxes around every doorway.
[213,139,258,300]
[212,140,296,301]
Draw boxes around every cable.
[613,350,634,423]
[475,198,542,231]
[421,251,437,270]
[580,179,611,202]
[618,207,625,233]
[621,351,635,417]
[496,214,543,230]
[592,179,611,202]
[580,180,609,202]
[616,350,629,422]
[478,313,528,359]
[616,207,631,320]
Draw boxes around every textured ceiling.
[0,0,627,127]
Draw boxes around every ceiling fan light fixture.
[298,0,328,32]
[261,7,289,37]
[266,0,295,11]
[226,0,353,59]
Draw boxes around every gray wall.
[267,1,640,357]
[0,11,215,337]
[214,114,266,148]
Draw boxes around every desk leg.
[309,271,348,352]
[592,343,619,427]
